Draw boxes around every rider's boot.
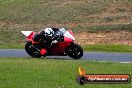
[40,48,47,57]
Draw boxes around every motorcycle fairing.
[21,29,75,56]
[21,31,39,43]
[64,31,75,41]
[21,31,33,37]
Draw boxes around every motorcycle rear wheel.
[25,41,41,58]
[66,44,83,59]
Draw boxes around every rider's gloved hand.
[56,35,64,42]
[52,40,58,43]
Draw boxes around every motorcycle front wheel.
[25,41,41,58]
[65,44,83,59]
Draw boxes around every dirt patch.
[75,31,132,45]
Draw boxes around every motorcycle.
[21,29,83,59]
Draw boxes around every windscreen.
[59,28,67,35]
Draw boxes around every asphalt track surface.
[0,49,132,62]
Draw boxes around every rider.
[32,28,64,56]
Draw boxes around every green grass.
[0,43,24,49]
[0,0,109,23]
[0,58,132,88]
[102,16,128,22]
[72,23,132,32]
[83,44,132,53]
[0,0,131,24]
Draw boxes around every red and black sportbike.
[21,29,83,59]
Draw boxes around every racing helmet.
[44,28,54,40]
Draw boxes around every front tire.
[66,44,83,59]
[25,41,41,58]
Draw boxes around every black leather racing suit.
[32,28,63,51]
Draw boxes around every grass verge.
[0,58,132,88]
[0,43,25,49]
[83,44,132,53]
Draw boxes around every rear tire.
[66,44,83,59]
[25,41,41,58]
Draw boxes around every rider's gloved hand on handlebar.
[53,34,64,42]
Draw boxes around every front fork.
[29,45,40,52]
[29,44,47,55]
